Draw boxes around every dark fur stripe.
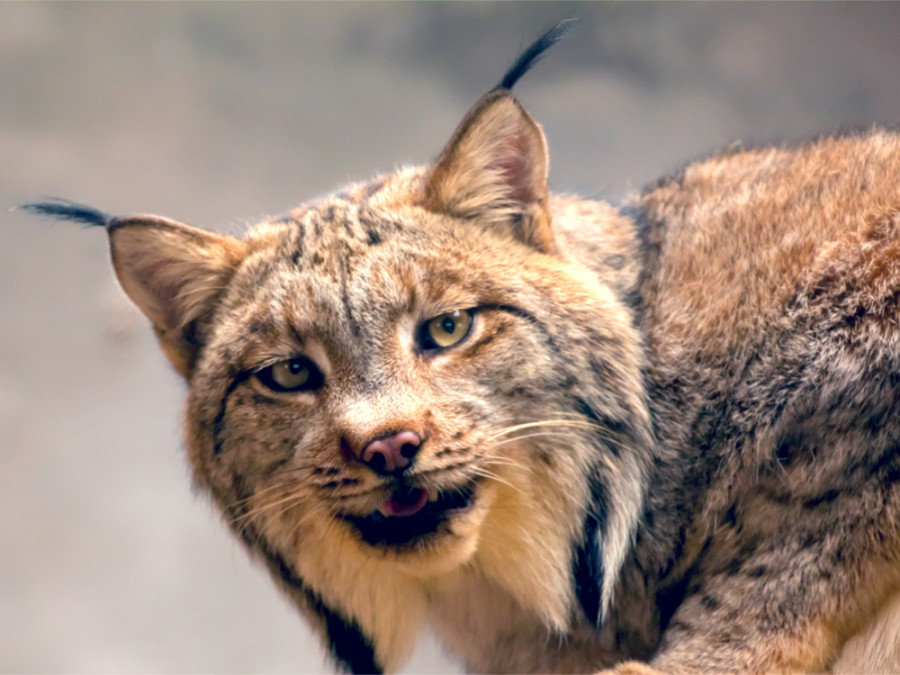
[318,597,382,675]
[479,303,562,355]
[575,397,636,458]
[495,19,576,92]
[259,541,381,674]
[572,474,608,627]
[19,199,110,228]
[212,370,253,455]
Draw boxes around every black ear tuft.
[17,199,111,228]
[495,19,577,92]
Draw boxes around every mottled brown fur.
[608,130,900,674]
[31,34,900,675]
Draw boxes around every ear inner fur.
[107,216,247,377]
[423,91,554,253]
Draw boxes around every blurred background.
[4,3,900,672]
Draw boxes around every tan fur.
[833,589,900,673]
[60,49,900,675]
[615,131,900,673]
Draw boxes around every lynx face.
[191,187,591,571]
[186,173,647,585]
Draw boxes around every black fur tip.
[17,199,110,228]
[496,19,577,92]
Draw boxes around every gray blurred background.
[4,3,900,672]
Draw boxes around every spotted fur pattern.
[26,28,900,675]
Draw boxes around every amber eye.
[421,310,474,350]
[256,357,323,393]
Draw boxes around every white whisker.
[466,465,521,494]
[490,429,582,449]
[489,419,601,440]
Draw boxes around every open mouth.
[343,480,477,548]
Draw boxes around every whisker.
[229,491,291,525]
[284,501,330,539]
[259,495,311,532]
[466,466,521,494]
[490,429,584,449]
[225,468,320,508]
[231,488,311,526]
[479,454,533,473]
[489,419,602,440]
[496,411,586,424]
[227,485,291,511]
[260,490,350,541]
[492,427,630,456]
[228,479,297,511]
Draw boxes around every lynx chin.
[25,21,900,675]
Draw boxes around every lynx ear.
[424,90,553,253]
[107,216,246,378]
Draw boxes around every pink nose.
[361,431,421,475]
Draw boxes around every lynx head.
[26,22,653,673]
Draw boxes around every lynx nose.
[361,431,421,475]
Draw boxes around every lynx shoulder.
[25,23,900,674]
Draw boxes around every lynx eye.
[421,310,473,350]
[256,357,323,393]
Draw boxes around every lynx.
[25,22,900,674]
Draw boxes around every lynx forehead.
[26,20,900,675]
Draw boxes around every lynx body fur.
[27,26,900,674]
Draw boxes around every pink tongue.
[382,488,429,517]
